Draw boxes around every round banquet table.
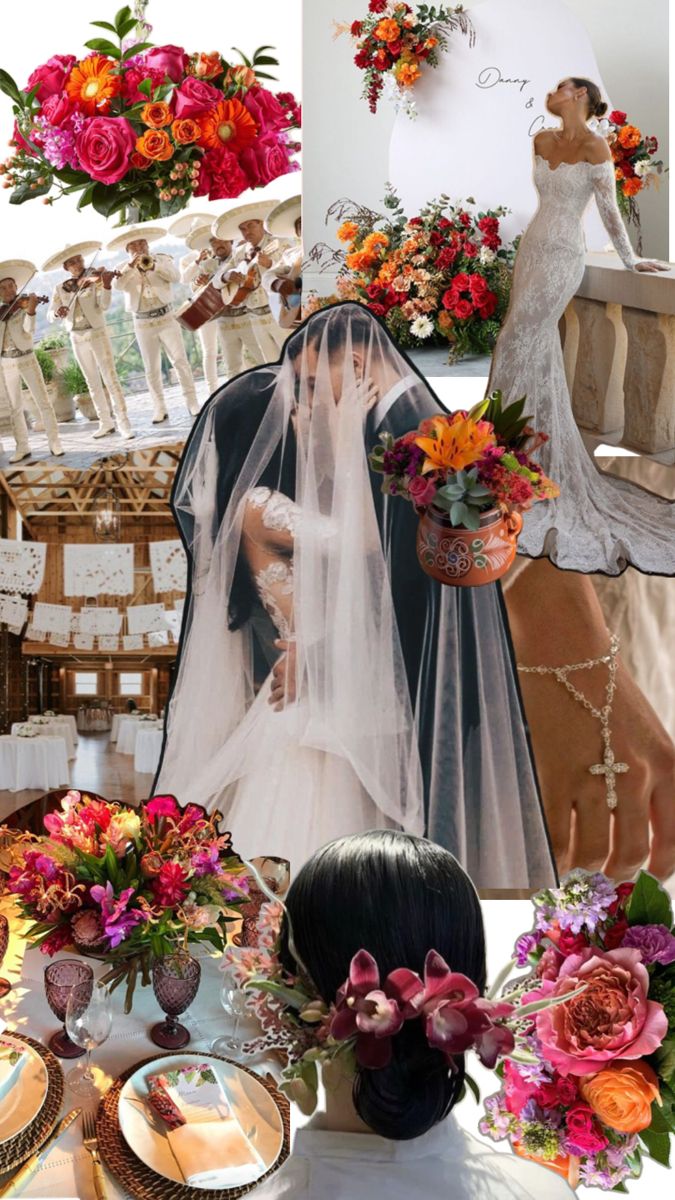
[29,715,78,743]
[0,735,70,792]
[116,719,162,757]
[11,722,76,760]
[133,728,163,775]
[77,706,112,733]
[111,713,140,743]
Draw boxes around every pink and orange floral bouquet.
[0,6,301,223]
[481,870,675,1190]
[5,790,250,1010]
[601,109,666,252]
[337,2,474,116]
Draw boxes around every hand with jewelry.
[505,559,675,881]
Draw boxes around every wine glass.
[44,959,94,1058]
[0,914,10,999]
[65,979,113,1098]
[210,968,250,1058]
[150,952,201,1049]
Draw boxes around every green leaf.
[627,871,673,929]
[9,178,51,205]
[77,182,96,211]
[653,1036,675,1086]
[114,5,133,34]
[639,1129,671,1166]
[121,42,154,62]
[252,72,278,82]
[463,1071,481,1104]
[117,15,140,40]
[84,38,122,60]
[251,56,279,66]
[0,68,25,107]
[160,193,191,218]
[648,1098,675,1135]
[90,20,119,33]
[137,78,153,98]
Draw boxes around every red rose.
[451,272,472,292]
[558,928,589,956]
[40,93,75,127]
[195,145,249,199]
[453,298,474,320]
[610,110,627,126]
[354,51,371,69]
[482,233,502,251]
[478,293,498,319]
[26,54,76,102]
[173,76,222,118]
[463,241,478,258]
[243,86,288,132]
[75,116,135,184]
[429,230,444,247]
[469,274,488,299]
[144,44,189,83]
[388,41,403,57]
[368,302,387,317]
[369,0,388,11]
[436,247,458,271]
[477,215,499,235]
[408,217,423,227]
[537,1076,579,1109]
[609,882,635,916]
[366,283,384,299]
[604,918,629,949]
[239,134,296,189]
[441,287,458,310]
[438,217,452,230]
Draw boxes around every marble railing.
[559,252,675,460]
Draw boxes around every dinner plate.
[118,1053,284,1191]
[0,1034,49,1145]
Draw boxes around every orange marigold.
[345,249,376,272]
[618,124,642,150]
[362,231,390,253]
[141,101,173,129]
[415,413,496,473]
[377,261,398,285]
[374,18,403,43]
[171,118,201,145]
[337,221,359,243]
[65,55,120,115]
[135,129,174,162]
[197,98,258,151]
[622,177,643,197]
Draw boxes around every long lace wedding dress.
[488,153,675,575]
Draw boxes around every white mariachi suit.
[0,309,61,454]
[179,252,220,395]
[114,254,198,418]
[262,237,302,337]
[48,280,129,431]
[218,234,287,369]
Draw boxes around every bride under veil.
[156,303,556,886]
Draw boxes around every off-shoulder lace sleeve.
[591,162,638,270]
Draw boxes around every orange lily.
[414,414,496,474]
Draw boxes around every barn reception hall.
[0,447,185,820]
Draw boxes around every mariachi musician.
[108,224,199,424]
[262,195,302,338]
[212,200,287,368]
[43,240,133,441]
[179,223,237,392]
[0,259,63,460]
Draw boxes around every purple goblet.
[0,914,10,999]
[44,959,94,1058]
[150,953,201,1049]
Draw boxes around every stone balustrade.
[559,252,675,461]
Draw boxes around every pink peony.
[239,135,297,189]
[26,54,76,102]
[75,116,135,184]
[242,86,288,132]
[173,76,223,118]
[525,947,668,1076]
[195,145,248,200]
[40,93,75,127]
[143,44,189,83]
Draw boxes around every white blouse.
[251,1115,575,1199]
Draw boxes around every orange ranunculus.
[141,101,173,129]
[190,52,223,80]
[171,117,201,145]
[197,98,258,151]
[337,220,359,244]
[130,151,152,171]
[580,1061,660,1133]
[65,55,120,115]
[415,412,496,473]
[374,18,403,43]
[622,177,643,197]
[618,124,642,150]
[363,231,389,253]
[396,61,422,88]
[135,129,174,162]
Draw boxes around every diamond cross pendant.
[589,746,629,810]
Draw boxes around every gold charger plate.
[97,1053,290,1200]
[0,1033,64,1175]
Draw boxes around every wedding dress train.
[488,154,675,575]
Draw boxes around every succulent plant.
[434,469,494,530]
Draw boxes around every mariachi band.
[0,196,302,462]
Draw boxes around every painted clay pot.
[416,504,523,587]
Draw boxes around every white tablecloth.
[134,728,163,775]
[12,722,76,760]
[29,715,78,743]
[111,713,140,743]
[0,735,70,791]
[117,720,162,757]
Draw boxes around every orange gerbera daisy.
[197,99,258,151]
[66,55,120,115]
[415,413,496,474]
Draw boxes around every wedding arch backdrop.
[389,0,613,247]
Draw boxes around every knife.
[0,1108,81,1197]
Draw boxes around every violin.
[62,268,121,294]
[0,294,48,321]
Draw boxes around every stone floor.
[408,346,492,378]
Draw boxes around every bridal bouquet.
[481,871,675,1191]
[6,791,250,1010]
[337,3,474,116]
[0,6,301,223]
[311,189,515,361]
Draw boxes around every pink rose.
[173,76,223,118]
[242,86,288,132]
[26,54,76,102]
[194,145,248,200]
[564,1104,609,1155]
[525,947,668,1077]
[41,93,75,127]
[408,475,437,507]
[239,135,296,189]
[143,44,189,83]
[12,119,40,156]
[75,116,135,184]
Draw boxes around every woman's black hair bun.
[353,1023,464,1141]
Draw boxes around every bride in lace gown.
[488,77,674,575]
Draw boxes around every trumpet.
[132,254,156,273]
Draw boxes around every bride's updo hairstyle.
[281,830,487,1141]
[571,77,608,119]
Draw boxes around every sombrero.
[185,225,214,253]
[212,199,280,242]
[41,240,103,273]
[0,259,37,290]
[106,225,167,253]
[266,196,301,240]
[167,212,216,238]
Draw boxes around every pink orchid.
[331,949,408,1068]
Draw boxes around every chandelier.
[92,489,121,542]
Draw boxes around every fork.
[82,1110,107,1200]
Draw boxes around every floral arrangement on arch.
[336,2,474,117]
[307,188,516,362]
[598,109,666,253]
[5,790,250,1010]
[481,870,675,1191]
[369,391,558,530]
[0,5,301,223]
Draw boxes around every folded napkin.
[0,1038,26,1102]
[148,1063,265,1188]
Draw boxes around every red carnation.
[351,20,363,36]
[477,215,500,235]
[369,0,388,11]
[354,51,371,69]
[195,145,249,199]
[464,242,478,258]
[458,211,472,227]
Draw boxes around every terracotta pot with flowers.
[369,391,559,586]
